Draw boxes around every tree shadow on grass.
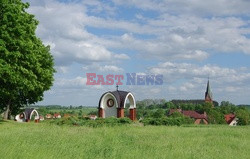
[0,119,8,124]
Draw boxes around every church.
[98,86,136,121]
[98,79,214,121]
[205,79,213,106]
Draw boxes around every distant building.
[89,115,97,120]
[46,114,53,119]
[205,79,213,106]
[224,113,238,126]
[39,115,44,121]
[53,113,61,119]
[169,109,208,125]
[63,114,70,118]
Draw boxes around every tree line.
[135,99,250,125]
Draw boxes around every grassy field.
[0,121,249,159]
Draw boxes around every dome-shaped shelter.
[15,108,39,123]
[98,89,136,120]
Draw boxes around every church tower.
[205,79,213,106]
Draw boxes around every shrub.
[49,116,133,127]
[236,109,250,125]
[51,116,79,126]
[141,116,194,126]
[117,117,132,124]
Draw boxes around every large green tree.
[0,0,55,119]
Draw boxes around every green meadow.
[0,121,249,159]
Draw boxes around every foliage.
[50,116,132,127]
[236,108,250,125]
[151,109,165,118]
[169,111,183,118]
[207,108,226,124]
[136,98,250,125]
[0,0,55,119]
[141,115,194,126]
[36,106,97,117]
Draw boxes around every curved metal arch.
[99,92,118,109]
[29,109,39,120]
[123,92,136,109]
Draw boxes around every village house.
[53,113,61,119]
[224,113,238,126]
[63,114,71,118]
[45,114,53,119]
[89,115,97,120]
[39,115,44,121]
[169,109,208,124]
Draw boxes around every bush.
[51,116,79,126]
[141,116,194,126]
[236,109,250,125]
[49,116,132,127]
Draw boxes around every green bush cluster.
[141,116,194,126]
[50,116,132,127]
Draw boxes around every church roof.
[169,109,208,120]
[24,108,35,119]
[205,80,212,100]
[182,110,207,120]
[98,90,130,108]
[110,90,130,108]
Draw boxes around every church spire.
[205,79,213,105]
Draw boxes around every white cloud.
[83,63,124,73]
[21,0,250,105]
[113,0,250,16]
[149,62,240,81]
[55,77,87,89]
[114,54,130,60]
[26,0,121,66]
[26,0,250,64]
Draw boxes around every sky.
[23,0,250,106]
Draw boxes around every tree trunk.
[3,100,11,120]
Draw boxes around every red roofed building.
[224,113,237,126]
[53,113,61,119]
[169,109,208,125]
[169,109,182,115]
[45,114,53,119]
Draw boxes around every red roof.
[46,114,52,118]
[224,113,236,124]
[169,109,207,120]
[169,109,182,114]
[53,113,61,117]
[182,110,207,119]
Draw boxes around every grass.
[0,121,249,159]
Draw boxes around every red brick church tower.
[205,79,213,107]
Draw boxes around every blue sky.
[24,0,250,106]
